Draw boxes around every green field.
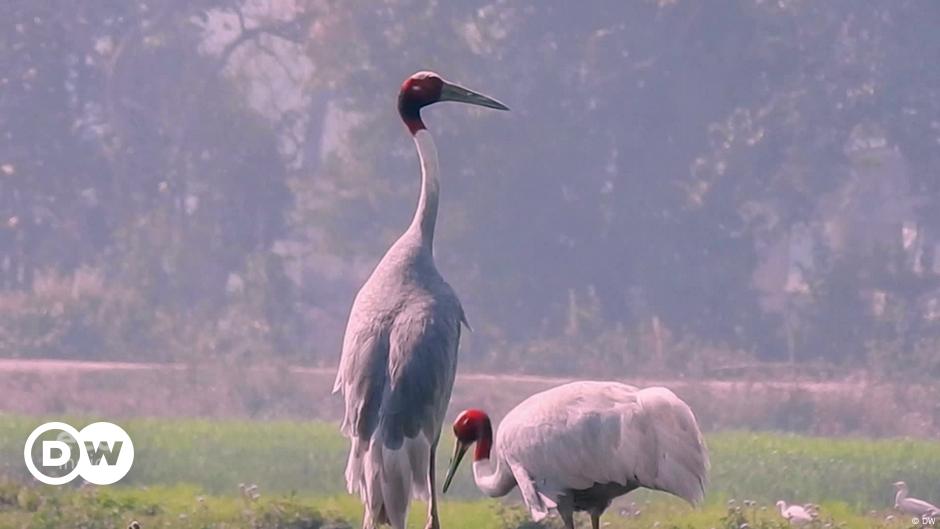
[2,415,939,528]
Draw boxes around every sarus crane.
[442,381,709,529]
[333,71,508,529]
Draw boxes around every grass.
[0,484,920,529]
[2,414,940,528]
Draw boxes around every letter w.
[84,441,123,465]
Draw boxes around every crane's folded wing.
[335,319,390,441]
[379,301,462,449]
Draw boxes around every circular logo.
[23,422,85,485]
[23,421,134,485]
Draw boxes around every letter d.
[42,440,71,467]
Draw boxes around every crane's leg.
[425,439,440,529]
[589,510,602,529]
[556,495,575,529]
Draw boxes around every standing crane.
[441,381,709,529]
[333,71,508,529]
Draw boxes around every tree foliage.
[1,0,938,377]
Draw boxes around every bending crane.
[442,381,709,529]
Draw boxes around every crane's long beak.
[442,440,470,494]
[440,81,509,111]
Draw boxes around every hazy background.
[2,0,940,384]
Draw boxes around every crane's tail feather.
[636,387,710,505]
[344,433,431,529]
[507,461,557,522]
[532,492,558,521]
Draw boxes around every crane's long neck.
[471,421,516,498]
[896,487,907,506]
[406,129,439,251]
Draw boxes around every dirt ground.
[1,358,937,437]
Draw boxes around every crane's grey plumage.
[894,481,940,519]
[333,71,507,529]
[443,381,709,529]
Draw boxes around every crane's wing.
[785,506,814,522]
[626,386,710,503]
[378,300,461,448]
[334,312,390,440]
[334,279,463,528]
[903,498,940,516]
[498,382,709,506]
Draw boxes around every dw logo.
[23,422,134,485]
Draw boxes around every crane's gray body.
[334,129,465,529]
[466,382,709,529]
[337,230,464,447]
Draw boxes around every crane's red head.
[397,71,509,135]
[453,408,491,443]
[442,408,493,494]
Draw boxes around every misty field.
[2,416,940,528]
